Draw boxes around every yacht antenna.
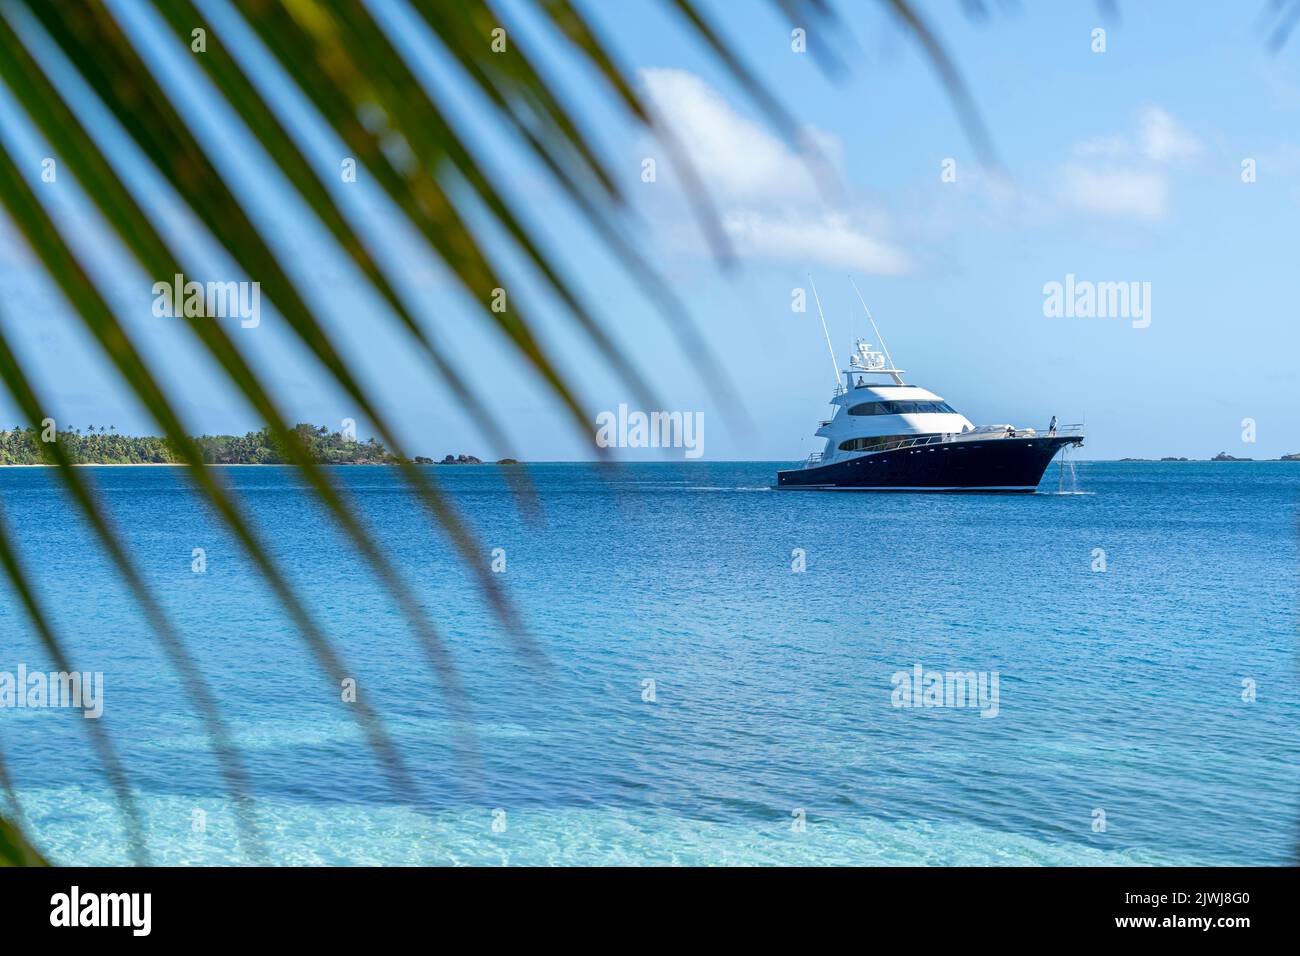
[849,277,895,370]
[808,275,839,387]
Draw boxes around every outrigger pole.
[808,275,839,388]
[848,276,896,370]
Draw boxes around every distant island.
[0,423,516,466]
[411,454,519,465]
[1119,452,1297,462]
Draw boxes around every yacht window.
[848,400,959,416]
[838,432,944,452]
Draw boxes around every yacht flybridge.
[777,332,1084,492]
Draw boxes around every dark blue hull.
[775,436,1082,491]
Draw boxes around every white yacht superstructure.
[778,305,1083,491]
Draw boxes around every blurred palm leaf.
[0,0,989,863]
[0,811,48,866]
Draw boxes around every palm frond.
[0,137,416,807]
[536,0,737,265]
[152,0,534,481]
[770,0,848,76]
[21,2,528,644]
[0,501,143,864]
[0,6,479,724]
[250,0,665,414]
[0,808,48,866]
[414,0,741,408]
[882,0,998,167]
[0,0,1004,863]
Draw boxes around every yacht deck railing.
[800,423,1083,469]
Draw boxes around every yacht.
[776,338,1083,492]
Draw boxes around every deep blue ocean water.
[0,461,1295,865]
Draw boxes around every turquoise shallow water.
[0,461,1295,865]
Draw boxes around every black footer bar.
[0,865,1288,941]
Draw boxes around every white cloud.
[1059,105,1197,222]
[1072,105,1200,165]
[1137,106,1201,163]
[1074,134,1130,159]
[722,210,912,274]
[640,68,910,275]
[640,68,816,205]
[1061,164,1169,221]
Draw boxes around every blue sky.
[1,0,1297,460]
